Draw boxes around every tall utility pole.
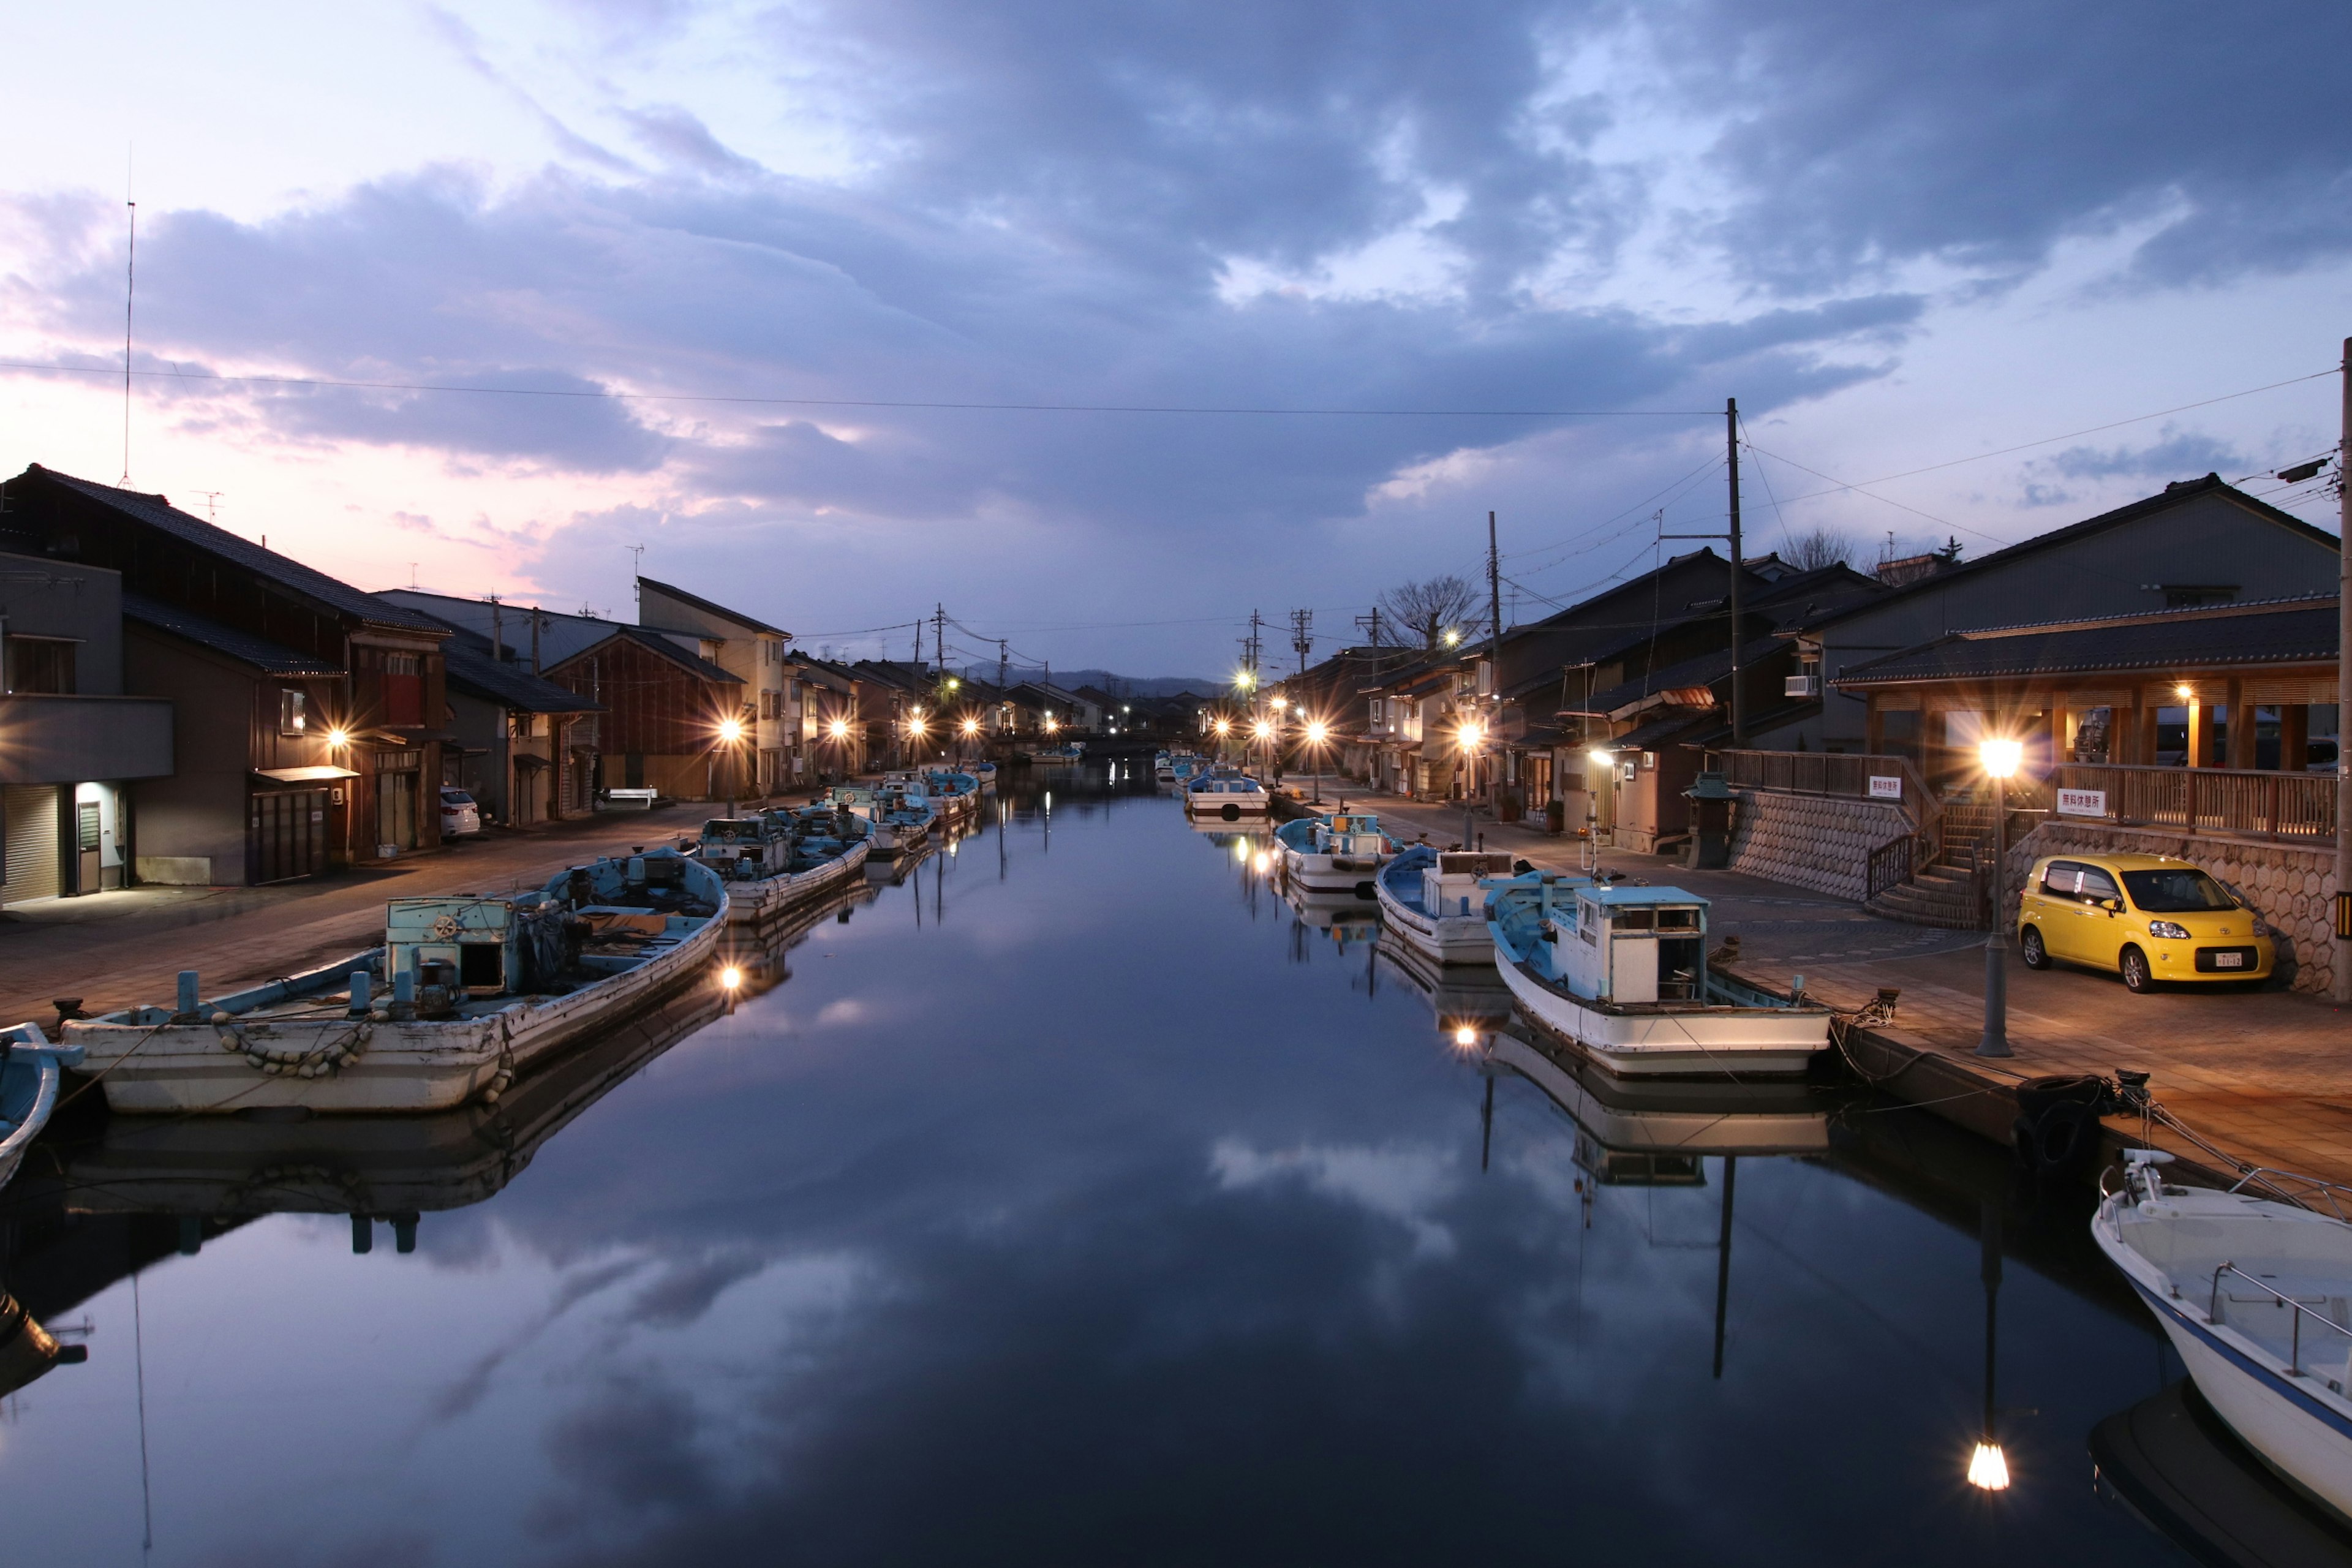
[1291,609,1314,677]
[1726,398,1747,748]
[1354,606,1385,647]
[1486,510,1503,677]
[934,604,948,682]
[998,640,1009,724]
[2337,337,2350,1004]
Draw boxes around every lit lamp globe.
[718,718,744,744]
[827,718,849,740]
[1305,722,1328,744]
[1966,1440,2010,1491]
[1253,720,1272,741]
[1979,738,2023,780]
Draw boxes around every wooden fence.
[2045,763,2338,842]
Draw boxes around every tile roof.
[29,466,448,634]
[1836,595,2340,686]
[636,575,786,638]
[123,592,344,676]
[415,614,605,714]
[554,625,742,686]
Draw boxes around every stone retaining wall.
[1722,790,1911,902]
[2004,823,2340,996]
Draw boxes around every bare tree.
[1781,526,1858,572]
[1379,575,1480,652]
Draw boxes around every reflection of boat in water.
[17,888,864,1245]
[1284,884,1381,941]
[2095,1155,2352,1523]
[2092,1378,2352,1567]
[1486,1028,1833,1174]
[1374,930,1510,1030]
[0,1289,86,1396]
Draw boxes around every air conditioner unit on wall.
[1785,675,1819,698]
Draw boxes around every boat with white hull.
[1275,812,1399,898]
[1376,846,1517,964]
[63,849,728,1115]
[2095,1153,2352,1523]
[1184,769,1269,821]
[829,782,932,857]
[0,1025,83,1191]
[696,809,872,927]
[1485,872,1830,1077]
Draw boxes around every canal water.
[1,765,2209,1564]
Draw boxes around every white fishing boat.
[1274,811,1398,897]
[63,849,729,1115]
[0,1024,83,1191]
[1183,767,1270,821]
[1485,872,1831,1076]
[2094,1152,2352,1523]
[1375,845,1518,964]
[917,767,981,823]
[695,807,872,927]
[967,760,998,793]
[1153,752,1177,783]
[827,782,932,857]
[1024,741,1084,763]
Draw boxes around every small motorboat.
[1375,846,1518,964]
[1153,752,1177,783]
[694,808,872,927]
[967,760,998,793]
[2094,1152,2352,1523]
[1024,741,1085,763]
[0,1023,83,1191]
[919,767,982,823]
[827,782,933,857]
[1484,872,1831,1076]
[1275,811,1398,898]
[65,849,729,1114]
[1183,767,1270,821]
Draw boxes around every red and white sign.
[2057,788,2108,818]
[1867,775,1903,800]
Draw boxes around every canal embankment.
[1281,774,2352,1191]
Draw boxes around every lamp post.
[1305,720,1329,804]
[717,715,745,816]
[1458,720,1485,851]
[1977,737,2022,1058]
[826,715,851,785]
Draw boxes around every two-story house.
[634,577,792,792]
[0,466,450,884]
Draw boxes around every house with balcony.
[0,466,450,885]
[0,551,173,903]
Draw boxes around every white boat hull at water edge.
[1274,812,1396,898]
[1375,846,1515,965]
[62,852,730,1115]
[1185,777,1269,821]
[0,1025,82,1191]
[718,839,871,925]
[1492,955,1830,1075]
[1485,872,1830,1077]
[2094,1157,2352,1523]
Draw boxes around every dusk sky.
[2,1,2345,677]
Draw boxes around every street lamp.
[1305,719,1329,804]
[717,714,747,813]
[1458,720,1485,851]
[1977,737,2023,1058]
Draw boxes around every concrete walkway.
[0,805,720,1027]
[1287,775,2352,1187]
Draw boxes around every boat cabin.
[1317,815,1388,856]
[698,816,791,878]
[1422,851,1518,919]
[1551,885,1709,1005]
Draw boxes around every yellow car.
[2018,853,2273,992]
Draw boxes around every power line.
[0,358,1719,420]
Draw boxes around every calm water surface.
[1,766,2198,1565]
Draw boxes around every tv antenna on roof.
[189,490,222,521]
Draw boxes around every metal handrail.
[2228,1167,2352,1224]
[2209,1261,2352,1378]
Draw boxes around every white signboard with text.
[2057,788,2108,818]
[1867,775,1903,801]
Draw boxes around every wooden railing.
[2048,763,2338,842]
[1714,749,1932,810]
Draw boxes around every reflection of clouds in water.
[1211,1137,1459,1258]
[813,998,869,1028]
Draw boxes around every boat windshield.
[2122,867,2236,913]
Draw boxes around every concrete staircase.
[1864,857,1987,929]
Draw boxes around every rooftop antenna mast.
[626,544,644,608]
[119,172,136,488]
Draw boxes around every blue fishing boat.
[0,1023,83,1192]
[919,767,982,823]
[833,780,934,856]
[65,849,730,1114]
[1374,846,1519,963]
[1484,873,1831,1076]
[967,760,998,792]
[1274,811,1400,897]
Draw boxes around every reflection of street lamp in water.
[1967,1200,2011,1491]
[1977,738,2023,1058]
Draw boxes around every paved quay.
[0,804,728,1028]
[1277,775,2352,1188]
